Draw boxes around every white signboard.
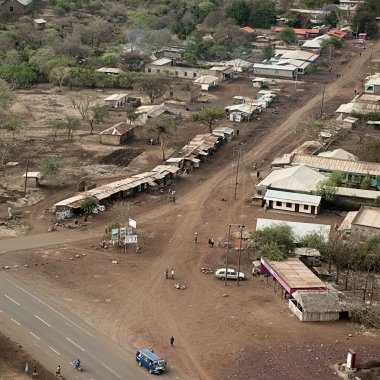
[128,218,137,228]
[127,227,133,235]
[125,234,138,244]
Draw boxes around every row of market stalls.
[166,128,235,170]
[53,165,179,219]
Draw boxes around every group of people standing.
[164,268,174,280]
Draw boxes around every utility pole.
[237,224,245,286]
[320,82,326,118]
[225,224,232,287]
[234,150,241,200]
[23,157,29,196]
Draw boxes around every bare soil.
[1,39,380,380]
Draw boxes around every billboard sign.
[128,218,137,228]
[111,228,119,241]
[125,234,138,244]
[120,227,126,239]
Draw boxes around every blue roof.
[138,349,163,361]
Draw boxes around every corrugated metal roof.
[259,165,325,192]
[293,290,343,313]
[262,257,326,290]
[291,154,380,176]
[104,94,128,101]
[337,211,358,231]
[151,58,172,66]
[317,148,357,161]
[264,189,321,206]
[193,75,218,84]
[256,218,331,242]
[100,122,136,135]
[352,206,380,229]
[336,187,380,200]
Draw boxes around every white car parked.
[215,268,245,281]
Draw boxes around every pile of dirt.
[99,148,144,167]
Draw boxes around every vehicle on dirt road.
[136,349,166,374]
[215,268,245,281]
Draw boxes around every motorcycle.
[72,361,83,372]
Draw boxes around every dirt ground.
[1,39,380,380]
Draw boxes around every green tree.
[87,104,108,134]
[360,174,372,190]
[135,76,169,104]
[351,7,378,37]
[0,79,14,122]
[126,106,138,123]
[225,0,251,26]
[316,171,344,201]
[1,119,22,141]
[276,28,295,44]
[49,66,71,90]
[65,115,81,140]
[191,107,225,133]
[48,119,66,141]
[261,45,275,60]
[298,232,327,251]
[38,156,66,181]
[247,224,295,261]
[81,196,98,221]
[144,115,177,160]
[0,63,37,89]
[250,0,276,29]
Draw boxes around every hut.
[100,122,136,145]
[289,290,344,322]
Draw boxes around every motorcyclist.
[74,358,81,369]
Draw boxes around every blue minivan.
[136,349,166,374]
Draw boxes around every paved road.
[0,272,152,380]
[0,229,99,254]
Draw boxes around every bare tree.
[76,96,95,120]
[135,76,169,104]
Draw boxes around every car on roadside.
[215,268,245,281]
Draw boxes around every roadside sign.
[127,227,133,235]
[120,227,126,239]
[111,228,119,241]
[125,235,138,244]
[128,218,137,228]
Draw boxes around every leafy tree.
[49,119,66,141]
[81,196,98,221]
[261,45,275,60]
[351,5,378,37]
[302,0,326,9]
[65,115,81,140]
[247,223,295,261]
[276,28,295,44]
[87,104,108,134]
[38,156,66,181]
[360,174,372,190]
[250,0,276,29]
[316,171,344,201]
[298,232,327,251]
[0,79,14,122]
[321,37,342,51]
[1,119,22,141]
[225,0,251,26]
[0,63,37,89]
[126,106,138,123]
[135,76,169,104]
[49,66,71,90]
[191,107,225,133]
[144,115,177,161]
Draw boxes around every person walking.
[256,170,260,179]
[172,195,176,204]
[208,238,212,247]
[210,238,214,248]
[56,365,61,377]
[32,366,38,378]
[165,268,168,279]
[170,336,174,348]
[194,232,198,243]
[171,269,174,280]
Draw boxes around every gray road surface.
[0,272,152,380]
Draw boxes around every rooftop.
[293,290,343,313]
[240,26,255,33]
[291,154,380,176]
[258,165,326,193]
[253,63,297,71]
[100,122,136,136]
[96,67,123,74]
[262,257,326,290]
[104,93,128,101]
[256,218,331,242]
[151,58,172,66]
[264,189,321,206]
[352,206,380,229]
[317,148,358,161]
[275,49,319,62]
[337,211,358,232]
[193,75,218,84]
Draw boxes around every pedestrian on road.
[172,195,176,203]
[194,232,198,243]
[24,361,29,374]
[165,268,168,279]
[257,170,260,179]
[32,366,38,378]
[170,336,174,348]
[208,238,212,247]
[56,365,61,377]
[210,238,214,248]
[171,269,174,280]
